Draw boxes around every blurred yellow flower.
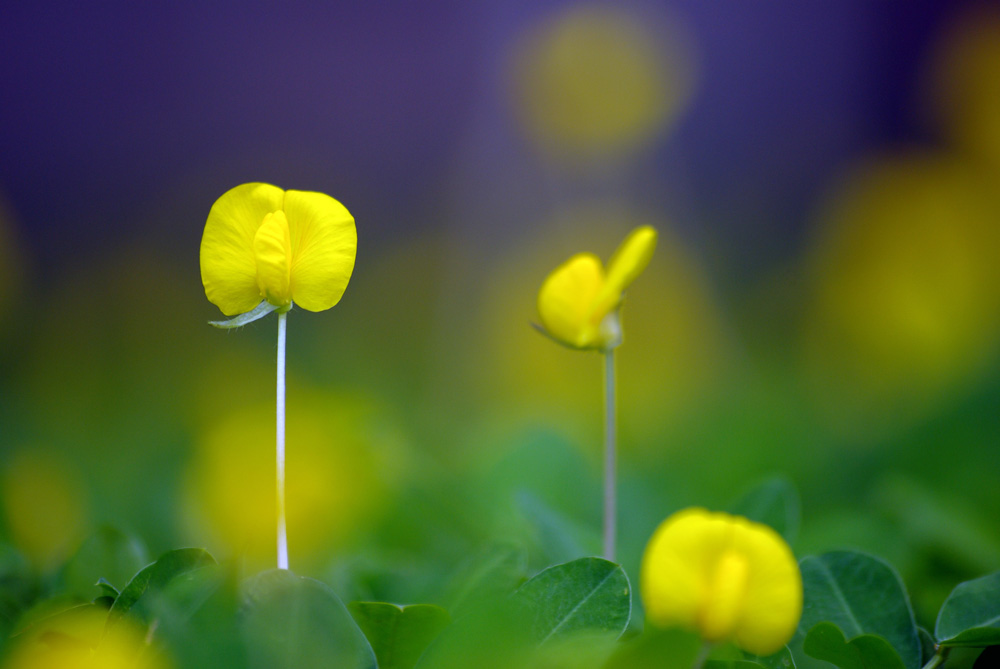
[511,5,694,162]
[2,605,170,669]
[183,390,390,567]
[200,183,356,316]
[640,508,802,656]
[801,155,1000,431]
[2,449,88,567]
[536,225,656,351]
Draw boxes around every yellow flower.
[200,183,356,316]
[640,508,802,656]
[536,225,656,350]
[2,605,171,669]
[511,6,694,162]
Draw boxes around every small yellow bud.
[536,226,656,351]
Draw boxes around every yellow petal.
[537,253,606,348]
[201,183,285,316]
[598,225,657,312]
[730,521,803,656]
[699,550,750,642]
[283,190,357,312]
[640,508,802,656]
[253,210,293,307]
[640,508,728,631]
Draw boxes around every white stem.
[276,311,288,570]
[603,349,617,562]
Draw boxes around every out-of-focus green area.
[0,2,998,636]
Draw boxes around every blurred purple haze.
[0,0,970,285]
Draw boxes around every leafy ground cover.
[1,477,997,668]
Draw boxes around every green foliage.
[418,556,630,669]
[105,547,216,632]
[60,526,148,601]
[3,480,1000,667]
[516,490,596,564]
[0,545,35,646]
[348,602,450,669]
[918,626,937,665]
[414,589,533,668]
[149,564,248,668]
[604,627,703,669]
[704,641,796,668]
[729,476,800,544]
[802,621,906,669]
[241,569,376,669]
[936,571,1000,647]
[444,542,527,616]
[798,551,920,669]
[514,557,631,643]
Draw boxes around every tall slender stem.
[603,348,617,562]
[692,642,711,669]
[276,311,288,570]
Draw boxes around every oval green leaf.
[798,551,920,669]
[514,557,630,644]
[803,621,905,669]
[105,547,216,631]
[348,602,450,669]
[935,571,1000,647]
[241,569,376,669]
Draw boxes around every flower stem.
[691,642,711,669]
[603,348,617,562]
[276,310,288,570]
[922,648,950,669]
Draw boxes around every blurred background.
[1,0,998,628]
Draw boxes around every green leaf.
[445,542,527,616]
[802,621,905,669]
[149,564,248,668]
[935,571,1000,647]
[745,646,797,668]
[520,632,620,668]
[105,547,216,631]
[414,595,534,669]
[918,627,936,665]
[706,643,796,668]
[729,476,800,544]
[241,569,376,669]
[348,602,450,669]
[514,557,630,643]
[96,578,119,600]
[61,527,147,601]
[604,627,703,669]
[798,551,920,669]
